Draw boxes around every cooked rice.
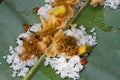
[37,4,52,20]
[44,54,84,80]
[45,0,55,3]
[65,25,97,46]
[4,0,99,79]
[104,0,120,9]
[44,26,97,80]
[4,23,42,77]
[90,0,120,9]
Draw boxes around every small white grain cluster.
[104,0,120,9]
[4,23,42,77]
[73,0,85,12]
[65,25,97,47]
[45,0,55,3]
[44,55,83,80]
[29,23,42,32]
[37,4,52,19]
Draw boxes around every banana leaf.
[0,0,120,80]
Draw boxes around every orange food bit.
[33,6,40,13]
[91,0,104,5]
[23,24,30,31]
[80,58,87,64]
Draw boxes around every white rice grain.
[45,0,55,3]
[104,0,120,9]
[37,4,52,19]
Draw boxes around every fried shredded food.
[40,0,79,29]
[19,27,56,61]
[35,25,58,37]
[45,30,78,57]
[19,0,80,61]
[40,15,67,29]
[19,35,43,61]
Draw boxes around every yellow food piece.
[69,23,77,28]
[52,0,79,6]
[40,14,67,29]
[39,15,50,28]
[91,0,104,5]
[47,15,66,28]
[49,5,67,17]
[65,0,79,5]
[78,44,91,56]
[66,5,74,18]
[42,25,52,32]
[45,44,58,57]
[35,25,57,38]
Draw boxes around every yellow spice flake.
[49,5,67,18]
[78,44,91,56]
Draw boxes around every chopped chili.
[33,6,40,13]
[23,24,30,31]
[80,58,87,64]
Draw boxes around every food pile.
[4,0,120,80]
[90,0,120,9]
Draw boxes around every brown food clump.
[19,35,43,61]
[45,30,78,57]
[19,25,57,61]
[57,35,78,56]
[19,34,52,61]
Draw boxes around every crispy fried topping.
[19,30,53,61]
[19,0,80,60]
[45,30,78,57]
[40,0,77,29]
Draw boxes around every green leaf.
[0,0,120,80]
